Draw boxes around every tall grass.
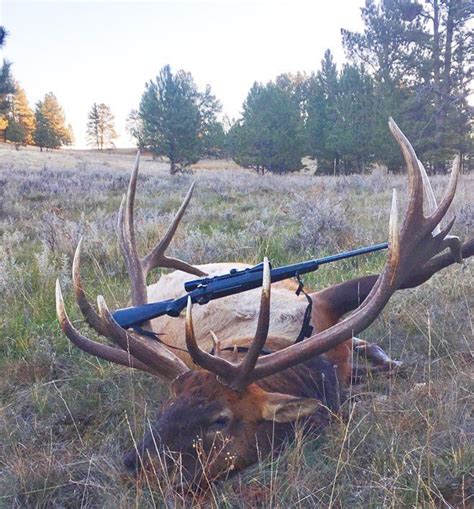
[0,144,472,507]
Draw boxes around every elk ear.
[261,393,320,423]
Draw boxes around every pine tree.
[136,65,220,173]
[233,78,305,174]
[341,1,424,170]
[33,108,50,150]
[306,50,341,172]
[421,0,473,171]
[334,64,375,173]
[6,82,35,146]
[201,120,226,158]
[86,103,100,149]
[5,120,24,149]
[198,85,223,158]
[139,65,200,173]
[0,26,15,141]
[341,0,473,172]
[86,102,117,150]
[126,109,146,149]
[33,93,72,150]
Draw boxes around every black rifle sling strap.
[294,273,314,343]
[213,273,315,354]
[133,326,189,353]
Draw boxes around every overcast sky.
[1,0,366,148]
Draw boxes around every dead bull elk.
[56,119,473,487]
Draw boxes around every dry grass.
[0,144,472,507]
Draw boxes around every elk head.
[120,261,340,487]
[55,119,472,488]
[122,362,339,487]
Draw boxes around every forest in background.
[0,0,472,174]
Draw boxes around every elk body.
[145,263,397,384]
[56,119,473,489]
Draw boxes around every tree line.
[0,31,73,151]
[128,0,472,174]
[0,30,74,151]
[0,29,116,151]
[1,0,471,172]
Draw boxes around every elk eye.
[210,416,229,430]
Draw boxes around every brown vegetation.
[0,143,472,506]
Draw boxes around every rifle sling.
[132,326,190,354]
[294,273,314,343]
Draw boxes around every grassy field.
[0,143,472,507]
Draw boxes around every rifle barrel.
[314,242,388,265]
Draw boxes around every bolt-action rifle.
[112,242,388,329]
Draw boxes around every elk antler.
[118,152,206,308]
[55,153,198,381]
[56,243,189,380]
[185,258,272,392]
[185,118,465,390]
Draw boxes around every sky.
[0,0,366,148]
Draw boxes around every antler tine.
[118,152,148,306]
[418,159,437,213]
[185,297,231,378]
[72,238,114,337]
[417,156,461,263]
[388,118,425,224]
[230,258,271,391]
[118,153,206,308]
[439,229,463,264]
[55,280,155,375]
[388,189,400,279]
[418,158,441,235]
[210,331,222,358]
[125,151,141,252]
[97,296,189,381]
[427,155,460,229]
[141,183,207,278]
